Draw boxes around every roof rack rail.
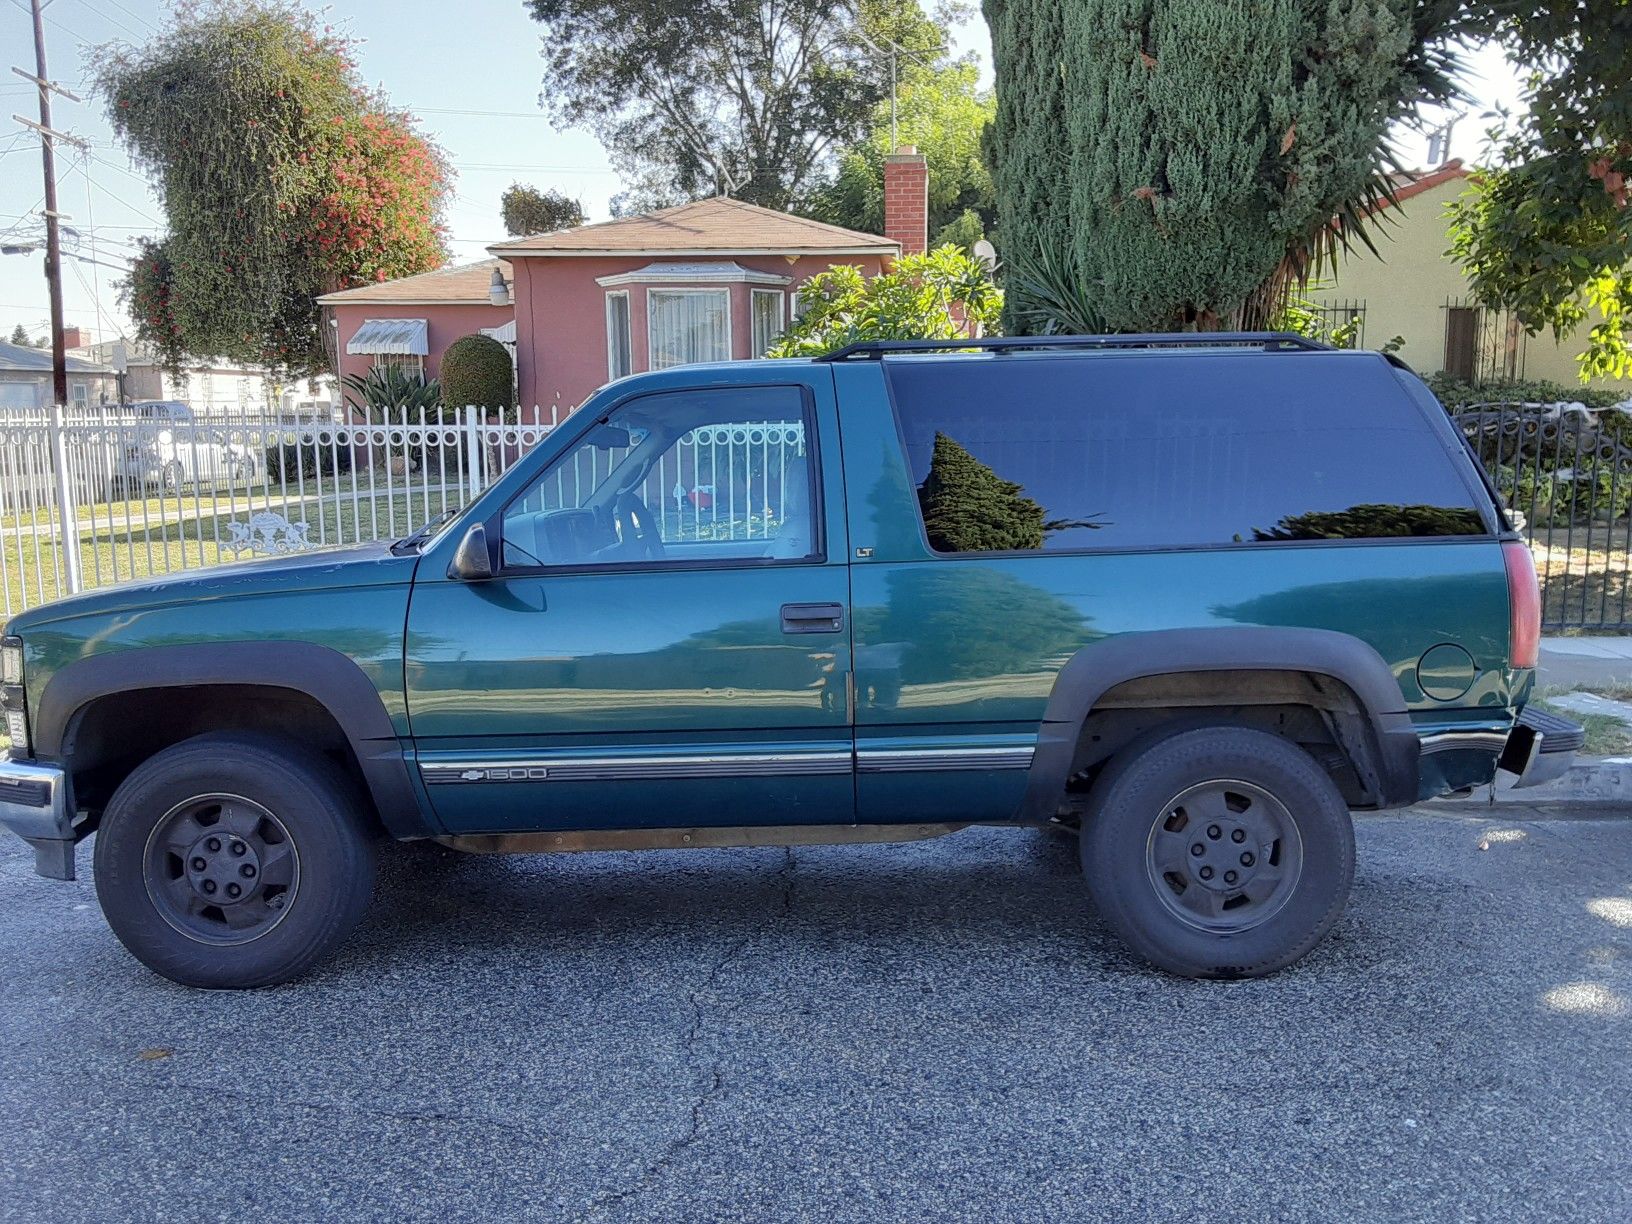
[813,332,1332,362]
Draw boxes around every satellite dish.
[972,239,997,270]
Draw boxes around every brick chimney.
[883,145,928,257]
[61,326,86,349]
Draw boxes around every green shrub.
[1425,373,1627,412]
[1501,462,1632,527]
[440,334,513,413]
[768,247,1002,357]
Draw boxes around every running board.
[435,822,970,855]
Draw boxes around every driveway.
[3,809,1630,1222]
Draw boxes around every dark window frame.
[493,381,828,578]
[880,353,1499,561]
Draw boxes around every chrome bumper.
[0,757,75,879]
[1500,706,1585,790]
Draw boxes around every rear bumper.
[1499,706,1585,790]
[0,757,75,879]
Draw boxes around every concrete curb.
[1433,759,1632,812]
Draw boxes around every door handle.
[781,602,844,634]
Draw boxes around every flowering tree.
[97,2,448,375]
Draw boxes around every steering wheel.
[612,491,665,560]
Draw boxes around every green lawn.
[0,489,459,616]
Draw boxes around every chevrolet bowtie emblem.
[460,769,485,781]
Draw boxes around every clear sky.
[0,0,1524,349]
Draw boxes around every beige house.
[1311,161,1628,392]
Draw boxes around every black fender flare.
[35,641,430,838]
[1015,627,1419,821]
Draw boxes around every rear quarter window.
[885,352,1490,554]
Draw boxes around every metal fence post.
[463,406,483,500]
[47,400,81,594]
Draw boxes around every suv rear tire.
[1079,725,1354,979]
[92,732,378,988]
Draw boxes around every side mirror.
[584,424,631,450]
[448,523,494,581]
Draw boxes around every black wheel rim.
[1144,779,1303,933]
[142,793,300,945]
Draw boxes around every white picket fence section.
[0,405,563,617]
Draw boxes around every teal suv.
[0,335,1579,987]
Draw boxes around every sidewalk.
[1456,635,1632,813]
[1538,634,1632,691]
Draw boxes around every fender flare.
[35,641,430,838]
[1015,626,1419,821]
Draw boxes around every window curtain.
[751,290,785,356]
[606,293,632,379]
[649,290,730,369]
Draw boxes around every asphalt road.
[3,809,1631,1223]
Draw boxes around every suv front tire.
[93,732,378,989]
[1080,725,1355,979]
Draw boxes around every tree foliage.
[859,565,1084,684]
[807,59,996,247]
[984,0,1469,334]
[500,183,585,236]
[1447,1,1632,380]
[96,1,448,375]
[917,431,1044,552]
[8,325,31,346]
[1252,503,1487,541]
[524,0,942,211]
[440,334,514,409]
[767,245,1001,356]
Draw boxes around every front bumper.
[0,757,75,879]
[1499,705,1585,790]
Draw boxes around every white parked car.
[113,402,261,493]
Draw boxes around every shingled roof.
[316,259,512,306]
[489,196,897,258]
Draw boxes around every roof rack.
[813,332,1332,362]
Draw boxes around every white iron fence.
[0,405,562,617]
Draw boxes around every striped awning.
[345,318,428,356]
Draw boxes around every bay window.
[648,289,730,370]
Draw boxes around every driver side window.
[500,386,819,570]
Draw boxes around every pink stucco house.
[318,152,929,422]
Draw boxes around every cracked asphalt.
[4,808,1632,1223]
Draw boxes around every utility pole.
[11,0,86,591]
[26,0,68,407]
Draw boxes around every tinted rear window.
[887,352,1488,553]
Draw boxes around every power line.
[455,162,616,174]
[74,152,164,224]
[415,106,552,119]
[72,0,155,37]
[6,0,92,47]
[98,0,156,32]
[61,0,144,41]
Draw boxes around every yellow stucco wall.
[1311,176,1628,392]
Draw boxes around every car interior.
[499,403,814,569]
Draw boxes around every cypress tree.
[918,432,1045,552]
[986,0,1432,333]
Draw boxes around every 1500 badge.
[451,766,550,783]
